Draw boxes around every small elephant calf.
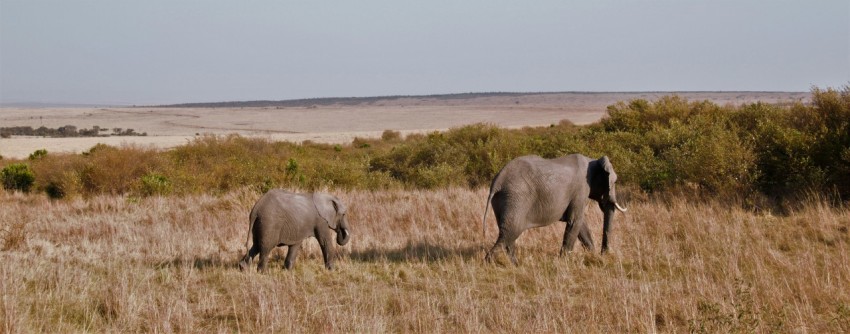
[239,190,351,272]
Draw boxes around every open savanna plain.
[2,88,849,332]
[2,188,849,332]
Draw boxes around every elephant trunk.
[601,203,615,254]
[602,187,626,252]
[336,218,350,246]
[608,184,627,212]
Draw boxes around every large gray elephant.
[482,154,627,264]
[238,190,351,272]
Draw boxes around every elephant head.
[588,156,627,253]
[314,194,351,246]
[588,156,628,211]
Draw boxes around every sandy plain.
[0,92,808,159]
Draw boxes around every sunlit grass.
[2,188,848,332]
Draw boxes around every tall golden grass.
[2,188,848,332]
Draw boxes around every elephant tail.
[481,173,501,240]
[245,209,259,251]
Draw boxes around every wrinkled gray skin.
[239,190,351,272]
[483,154,627,264]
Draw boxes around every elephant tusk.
[614,202,628,212]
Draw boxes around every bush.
[370,124,533,188]
[13,86,849,202]
[139,173,172,196]
[44,171,82,199]
[28,149,47,160]
[381,130,402,141]
[1,163,35,192]
[79,145,165,195]
[31,155,84,199]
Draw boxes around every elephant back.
[253,190,316,245]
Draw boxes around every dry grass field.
[2,187,848,332]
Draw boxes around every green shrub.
[369,124,530,188]
[139,173,171,196]
[809,87,850,197]
[28,149,47,160]
[1,163,35,192]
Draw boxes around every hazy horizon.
[2,1,848,105]
[0,90,815,108]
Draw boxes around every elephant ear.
[600,156,614,175]
[598,156,619,201]
[599,156,618,181]
[313,193,340,229]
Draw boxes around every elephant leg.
[487,229,520,265]
[316,231,335,270]
[284,243,301,270]
[485,237,505,263]
[560,219,585,256]
[238,244,260,271]
[257,247,271,273]
[320,247,334,270]
[578,223,595,251]
[486,229,507,263]
[505,238,519,265]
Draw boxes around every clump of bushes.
[368,87,849,199]
[27,144,165,198]
[592,86,850,199]
[370,124,533,188]
[3,86,847,202]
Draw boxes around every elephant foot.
[559,246,577,257]
[485,251,514,266]
[485,250,507,264]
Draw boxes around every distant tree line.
[157,92,554,108]
[0,125,146,138]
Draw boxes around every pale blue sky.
[1,1,848,105]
